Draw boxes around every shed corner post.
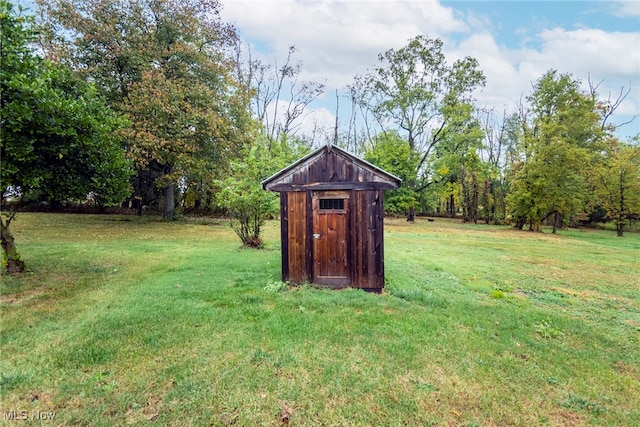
[279,192,289,283]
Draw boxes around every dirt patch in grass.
[124,396,161,424]
[550,409,586,426]
[0,287,49,305]
[613,360,639,378]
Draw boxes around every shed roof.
[262,144,402,192]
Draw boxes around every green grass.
[1,213,639,426]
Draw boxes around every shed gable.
[262,144,401,192]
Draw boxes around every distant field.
[1,213,638,426]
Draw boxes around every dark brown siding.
[286,191,308,284]
[351,190,385,289]
[280,193,288,281]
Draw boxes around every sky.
[219,0,640,142]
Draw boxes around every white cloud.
[609,0,640,17]
[223,0,467,86]
[222,0,640,140]
[524,28,639,117]
[537,28,639,76]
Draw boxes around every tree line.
[2,0,639,273]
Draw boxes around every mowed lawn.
[1,213,638,426]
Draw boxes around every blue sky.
[444,1,640,52]
[221,0,640,142]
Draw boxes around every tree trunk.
[50,200,62,212]
[514,218,525,230]
[1,213,25,274]
[460,165,468,222]
[529,220,540,232]
[131,197,143,216]
[617,183,625,237]
[406,206,415,222]
[163,183,176,220]
[448,194,455,217]
[471,172,478,224]
[484,179,491,224]
[552,212,559,234]
[406,179,415,222]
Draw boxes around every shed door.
[312,191,350,287]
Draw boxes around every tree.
[120,66,250,220]
[217,136,311,248]
[432,102,485,222]
[1,1,131,273]
[507,70,603,233]
[364,131,419,216]
[592,139,640,236]
[37,0,251,220]
[354,35,486,221]
[477,109,520,224]
[238,45,325,145]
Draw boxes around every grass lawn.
[1,213,639,426]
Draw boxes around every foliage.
[364,131,418,215]
[431,102,486,221]
[354,36,486,220]
[1,1,131,207]
[217,136,312,248]
[216,176,277,248]
[591,138,640,236]
[475,110,521,224]
[121,66,251,219]
[534,319,565,339]
[37,0,251,220]
[506,70,603,232]
[263,278,288,293]
[1,1,130,272]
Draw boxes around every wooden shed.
[262,144,401,292]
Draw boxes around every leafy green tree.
[217,136,311,248]
[37,0,251,220]
[432,102,485,222]
[507,70,603,233]
[592,139,640,236]
[1,1,131,273]
[354,36,486,221]
[121,67,250,219]
[364,131,418,216]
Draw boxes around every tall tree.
[477,109,520,224]
[354,35,486,220]
[433,102,485,222]
[592,139,640,236]
[37,0,251,220]
[507,70,603,233]
[1,1,131,273]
